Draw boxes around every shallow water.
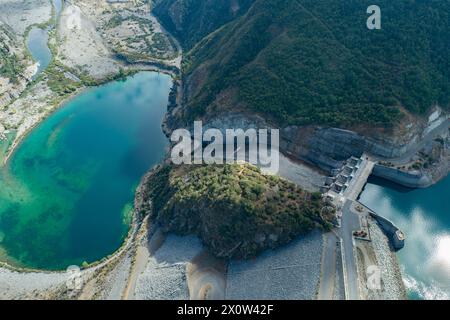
[26,0,63,78]
[359,175,450,300]
[27,27,52,78]
[0,72,172,270]
[53,0,62,19]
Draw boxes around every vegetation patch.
[159,0,450,128]
[138,163,332,259]
[0,25,26,84]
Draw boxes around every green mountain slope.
[159,0,450,128]
[153,0,255,50]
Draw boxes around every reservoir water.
[53,0,63,19]
[26,0,63,79]
[0,72,172,270]
[27,27,52,78]
[359,175,450,300]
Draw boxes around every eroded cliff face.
[164,102,449,188]
[281,109,449,171]
[281,112,449,188]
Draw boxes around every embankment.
[371,164,432,188]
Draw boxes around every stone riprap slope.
[226,231,323,299]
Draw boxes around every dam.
[319,154,405,300]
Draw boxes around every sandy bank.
[187,251,227,300]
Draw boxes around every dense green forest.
[155,0,450,128]
[153,0,255,50]
[139,164,331,258]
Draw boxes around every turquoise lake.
[0,72,172,270]
[359,175,450,300]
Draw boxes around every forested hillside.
[153,0,254,50]
[155,0,450,128]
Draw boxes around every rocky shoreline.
[355,219,407,300]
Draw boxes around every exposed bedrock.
[165,106,449,187]
[283,112,449,169]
